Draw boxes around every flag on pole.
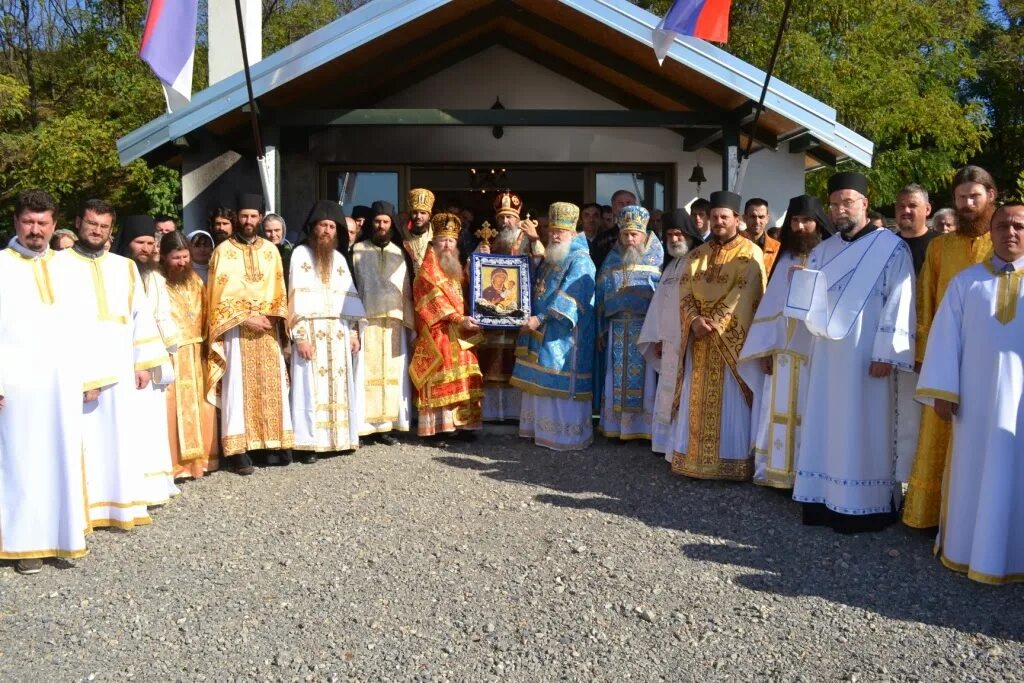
[653,0,732,65]
[140,0,199,112]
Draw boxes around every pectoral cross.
[475,221,497,248]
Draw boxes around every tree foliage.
[965,1,1023,197]
[634,0,993,203]
[0,0,176,227]
[0,0,1019,236]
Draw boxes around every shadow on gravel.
[436,439,1024,642]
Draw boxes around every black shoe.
[454,430,478,442]
[233,453,255,476]
[278,450,293,466]
[264,452,280,466]
[299,453,317,465]
[378,433,399,446]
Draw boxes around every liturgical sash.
[783,230,899,341]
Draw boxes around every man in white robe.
[785,172,916,533]
[915,203,1024,584]
[289,201,367,461]
[351,201,414,443]
[0,191,96,574]
[738,195,831,488]
[638,209,692,457]
[117,215,180,503]
[57,200,169,530]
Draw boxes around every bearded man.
[398,188,435,277]
[206,192,292,474]
[57,200,169,529]
[289,201,366,461]
[786,172,916,533]
[595,205,663,441]
[669,192,766,480]
[117,215,180,504]
[351,201,414,443]
[159,231,218,478]
[475,191,544,422]
[738,195,831,488]
[903,166,998,530]
[409,213,484,439]
[510,202,597,451]
[637,209,695,456]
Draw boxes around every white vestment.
[638,256,686,455]
[786,230,916,517]
[57,249,169,529]
[0,243,94,559]
[916,260,1024,584]
[140,270,181,500]
[738,251,814,487]
[289,246,367,452]
[352,240,414,434]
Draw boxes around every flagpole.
[734,0,794,193]
[233,0,275,213]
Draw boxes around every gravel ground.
[0,433,1021,682]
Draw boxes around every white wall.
[284,45,806,225]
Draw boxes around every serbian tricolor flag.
[653,0,732,64]
[140,0,199,112]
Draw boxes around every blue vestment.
[511,234,597,401]
[594,232,663,412]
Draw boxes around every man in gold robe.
[475,191,545,422]
[159,231,219,478]
[903,165,997,529]
[351,201,415,443]
[671,190,766,480]
[206,192,293,474]
[409,213,485,438]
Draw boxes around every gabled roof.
[117,0,873,167]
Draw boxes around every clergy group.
[1,166,1021,587]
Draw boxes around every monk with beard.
[738,195,832,488]
[409,213,485,440]
[288,201,366,461]
[903,165,998,530]
[594,205,664,441]
[160,231,219,477]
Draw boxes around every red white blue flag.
[140,0,199,112]
[653,0,732,64]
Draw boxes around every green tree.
[634,0,989,203]
[0,0,176,226]
[966,1,1024,195]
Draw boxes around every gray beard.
[545,240,571,265]
[496,226,518,252]
[136,259,157,274]
[437,250,462,279]
[666,241,689,259]
[834,217,860,234]
[622,244,644,266]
